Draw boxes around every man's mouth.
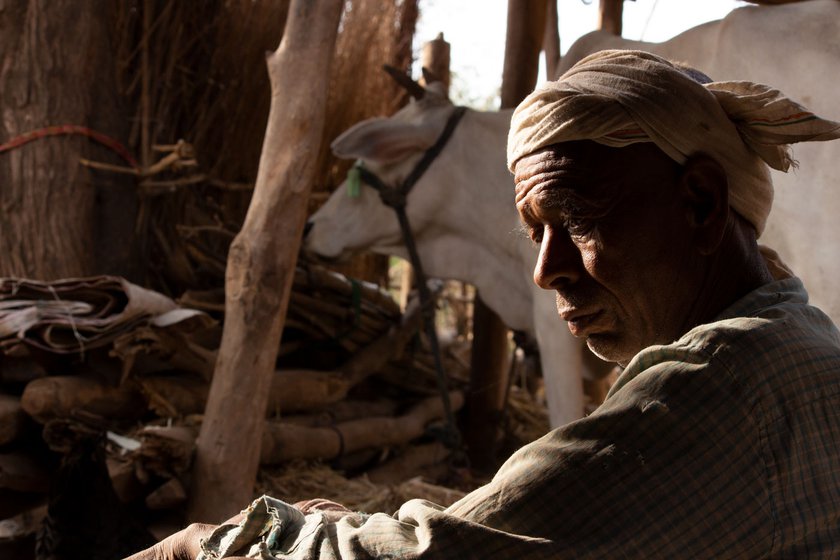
[559,308,603,337]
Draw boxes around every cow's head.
[303,80,457,262]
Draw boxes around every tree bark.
[188,0,344,523]
[0,1,137,280]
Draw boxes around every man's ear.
[679,154,729,255]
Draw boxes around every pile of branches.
[0,264,499,548]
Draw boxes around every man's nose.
[533,226,582,289]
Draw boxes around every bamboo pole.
[187,0,344,523]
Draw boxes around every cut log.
[0,356,47,385]
[267,370,350,414]
[261,391,464,464]
[139,369,350,417]
[137,293,426,418]
[107,458,144,504]
[20,376,145,422]
[20,375,146,423]
[0,504,47,542]
[133,425,197,478]
[145,478,187,510]
[0,453,49,493]
[341,293,425,383]
[366,441,450,484]
[281,399,400,427]
[293,265,400,318]
[0,395,27,445]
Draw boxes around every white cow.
[305,0,840,427]
[304,90,588,427]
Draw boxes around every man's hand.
[123,513,246,560]
[123,522,216,560]
[293,498,353,523]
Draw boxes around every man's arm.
[126,352,771,559]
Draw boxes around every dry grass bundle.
[257,460,466,515]
[111,0,418,294]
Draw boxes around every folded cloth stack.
[0,276,203,355]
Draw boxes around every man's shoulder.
[689,277,840,377]
[613,277,840,406]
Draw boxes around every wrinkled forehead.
[513,141,677,204]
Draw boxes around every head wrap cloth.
[507,50,840,236]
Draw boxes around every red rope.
[0,125,138,168]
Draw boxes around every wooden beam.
[599,0,624,36]
[187,0,344,523]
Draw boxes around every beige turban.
[507,50,840,235]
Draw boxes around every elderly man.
[128,50,840,559]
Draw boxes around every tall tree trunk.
[0,1,137,280]
[188,0,344,524]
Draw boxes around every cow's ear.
[331,118,438,164]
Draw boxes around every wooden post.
[500,0,548,107]
[543,0,560,80]
[599,0,624,36]
[420,32,450,92]
[462,0,549,473]
[465,297,511,471]
[187,0,344,523]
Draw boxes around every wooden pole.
[500,0,548,107]
[599,0,624,36]
[187,0,344,523]
[420,32,450,92]
[465,297,511,471]
[462,0,549,473]
[543,0,560,80]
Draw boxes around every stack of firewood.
[0,263,508,549]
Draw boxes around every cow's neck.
[400,107,537,331]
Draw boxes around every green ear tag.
[347,165,361,198]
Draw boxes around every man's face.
[515,141,705,366]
